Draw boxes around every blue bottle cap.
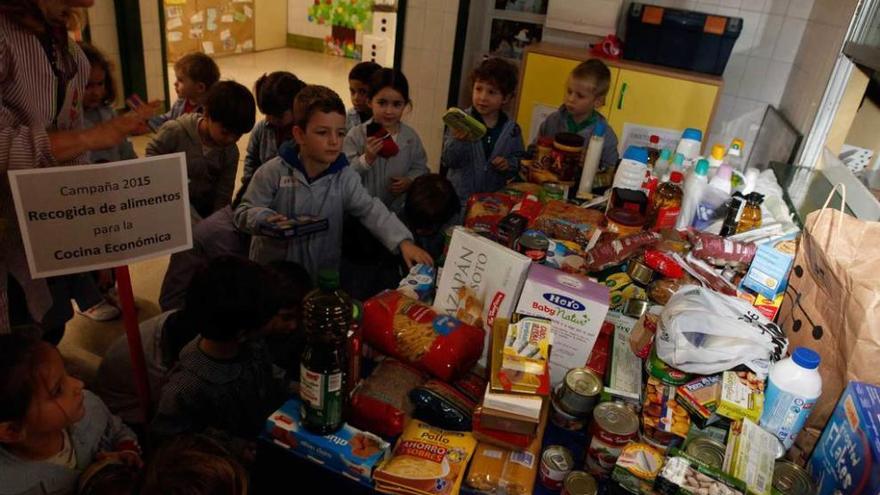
[792,347,821,369]
[623,146,648,164]
[694,159,710,176]
[682,128,703,142]
[593,120,606,138]
[672,153,685,166]
[659,148,672,161]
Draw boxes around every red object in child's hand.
[644,249,685,279]
[366,122,399,158]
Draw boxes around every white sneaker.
[75,300,121,322]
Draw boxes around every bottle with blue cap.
[576,120,606,200]
[675,158,709,230]
[613,145,649,191]
[760,347,823,455]
[675,128,703,161]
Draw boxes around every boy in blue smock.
[533,59,619,170]
[442,57,524,215]
[233,85,432,278]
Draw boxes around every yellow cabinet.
[515,43,722,148]
[608,68,719,141]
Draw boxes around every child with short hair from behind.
[0,334,141,495]
[234,85,433,279]
[139,434,248,495]
[402,174,460,260]
[243,71,307,182]
[443,57,523,214]
[150,52,220,129]
[343,68,429,214]
[150,257,285,460]
[146,80,256,220]
[534,58,619,169]
[79,42,137,164]
[346,61,381,132]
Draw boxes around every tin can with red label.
[540,445,574,490]
[585,402,639,475]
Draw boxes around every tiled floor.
[60,48,356,385]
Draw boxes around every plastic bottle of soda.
[300,270,352,435]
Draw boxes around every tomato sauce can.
[585,402,639,475]
[540,445,574,490]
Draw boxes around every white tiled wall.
[86,2,124,107]
[139,1,165,103]
[400,0,459,169]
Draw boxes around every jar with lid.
[736,192,764,233]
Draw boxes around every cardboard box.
[809,381,880,495]
[604,312,642,404]
[515,263,610,386]
[723,419,776,495]
[741,233,797,300]
[435,227,531,366]
[265,397,390,486]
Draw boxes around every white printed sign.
[8,154,192,278]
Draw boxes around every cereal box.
[809,381,880,495]
[435,227,531,366]
[515,263,610,386]
[741,233,797,300]
[374,420,477,495]
[717,371,765,423]
[265,397,390,486]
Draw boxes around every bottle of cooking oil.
[736,192,764,233]
[648,171,684,230]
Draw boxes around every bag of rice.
[374,420,477,495]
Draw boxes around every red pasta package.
[349,359,427,438]
[362,290,485,382]
[465,193,516,237]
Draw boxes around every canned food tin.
[772,461,815,495]
[542,182,565,202]
[551,390,588,431]
[646,346,693,385]
[562,470,598,495]
[540,445,574,490]
[626,258,655,286]
[685,436,727,470]
[586,402,639,474]
[622,297,650,319]
[517,230,549,262]
[559,368,603,416]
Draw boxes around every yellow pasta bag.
[374,420,477,495]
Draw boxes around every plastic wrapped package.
[349,359,427,438]
[532,200,605,246]
[465,193,516,238]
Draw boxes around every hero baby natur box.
[515,263,610,387]
[809,381,880,495]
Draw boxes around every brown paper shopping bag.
[778,185,880,464]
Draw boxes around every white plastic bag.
[656,286,787,378]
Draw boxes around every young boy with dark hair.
[442,57,524,214]
[243,71,307,182]
[346,61,382,131]
[403,174,460,260]
[151,257,285,459]
[150,52,221,129]
[233,85,432,280]
[534,58,619,169]
[147,80,256,219]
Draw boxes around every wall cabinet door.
[606,68,718,141]
[516,53,619,143]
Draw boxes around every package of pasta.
[374,420,477,495]
[349,359,427,438]
[465,441,541,495]
[465,193,515,237]
[362,290,485,382]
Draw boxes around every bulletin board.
[163,0,255,62]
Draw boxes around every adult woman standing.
[0,0,157,339]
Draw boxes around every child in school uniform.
[234,85,432,278]
[343,68,429,214]
[149,52,220,130]
[150,257,285,460]
[146,81,255,220]
[346,61,381,132]
[0,334,141,495]
[443,57,524,215]
[534,59,619,170]
[242,71,307,183]
[79,42,137,164]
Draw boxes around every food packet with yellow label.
[374,420,477,495]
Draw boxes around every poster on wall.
[307,0,373,59]
[163,0,255,62]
